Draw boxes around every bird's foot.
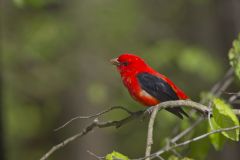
[146,106,155,114]
[142,106,155,120]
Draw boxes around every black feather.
[137,72,188,119]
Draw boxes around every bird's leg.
[146,106,155,113]
[142,106,155,120]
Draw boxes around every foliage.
[209,98,239,150]
[188,120,210,160]
[209,118,226,150]
[105,151,129,160]
[168,155,194,160]
[229,34,240,80]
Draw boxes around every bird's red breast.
[121,73,160,106]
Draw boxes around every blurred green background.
[1,0,240,160]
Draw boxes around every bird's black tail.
[165,107,189,119]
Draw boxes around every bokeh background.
[1,0,240,160]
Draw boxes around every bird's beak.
[110,58,120,66]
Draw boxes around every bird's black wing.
[136,72,188,119]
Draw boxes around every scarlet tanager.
[110,53,189,119]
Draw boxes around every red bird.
[111,53,189,119]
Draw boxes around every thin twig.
[154,126,240,157]
[210,67,234,97]
[228,91,240,103]
[156,155,165,160]
[54,106,133,131]
[145,107,160,160]
[134,126,240,160]
[224,91,240,95]
[233,109,240,115]
[170,149,182,158]
[40,110,144,160]
[170,117,204,143]
[87,150,105,160]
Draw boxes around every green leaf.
[168,155,194,160]
[181,158,194,160]
[105,151,129,160]
[212,98,240,141]
[208,118,226,150]
[229,34,240,79]
[188,120,210,160]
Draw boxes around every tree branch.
[87,150,104,160]
[160,67,235,156]
[210,67,234,97]
[145,107,160,160]
[170,116,204,143]
[134,125,240,160]
[54,106,134,131]
[153,125,240,158]
[40,100,240,160]
[40,110,144,160]
[154,100,210,114]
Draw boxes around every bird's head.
[110,53,149,76]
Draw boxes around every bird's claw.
[142,106,155,120]
[146,106,155,114]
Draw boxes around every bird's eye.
[122,62,129,66]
